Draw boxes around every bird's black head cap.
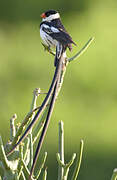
[45,10,58,17]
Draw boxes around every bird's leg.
[41,43,56,56]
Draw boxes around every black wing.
[41,21,76,46]
[51,18,76,46]
[51,29,76,46]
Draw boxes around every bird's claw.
[41,43,56,56]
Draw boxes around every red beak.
[41,13,46,18]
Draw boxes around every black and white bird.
[40,10,76,65]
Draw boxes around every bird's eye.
[45,12,50,17]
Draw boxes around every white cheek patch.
[42,13,60,22]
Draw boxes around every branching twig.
[57,153,76,180]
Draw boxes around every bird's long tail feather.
[7,49,63,157]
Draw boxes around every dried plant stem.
[58,121,64,180]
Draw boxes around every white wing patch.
[42,24,52,34]
[40,25,58,47]
[42,24,60,34]
[43,24,50,29]
[51,27,60,33]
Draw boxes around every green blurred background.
[0,0,117,179]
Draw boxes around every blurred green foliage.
[0,0,91,22]
[0,0,117,179]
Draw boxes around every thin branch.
[0,136,18,171]
[18,144,24,178]
[68,37,94,62]
[42,168,48,180]
[28,88,40,170]
[11,112,34,148]
[58,121,64,180]
[0,136,10,170]
[20,172,26,180]
[30,88,41,113]
[63,154,76,180]
[71,139,84,180]
[35,152,47,179]
[10,114,17,142]
[23,137,30,163]
[21,159,35,180]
